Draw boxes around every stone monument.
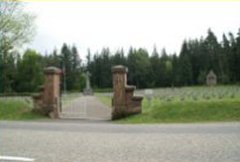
[83,71,93,95]
[206,70,217,86]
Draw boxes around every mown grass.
[1,86,239,122]
[95,86,240,123]
[0,97,45,120]
[95,93,112,107]
[117,98,240,123]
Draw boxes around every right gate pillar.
[112,65,143,120]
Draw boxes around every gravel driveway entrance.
[60,96,111,120]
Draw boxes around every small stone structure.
[83,71,93,95]
[32,67,61,118]
[112,65,143,120]
[206,70,217,86]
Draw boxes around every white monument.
[83,71,93,95]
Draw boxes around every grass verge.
[117,98,240,123]
[0,98,45,120]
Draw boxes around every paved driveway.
[60,96,111,120]
[0,121,240,162]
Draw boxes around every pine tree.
[149,46,160,87]
[179,41,193,85]
[17,49,44,92]
[61,43,72,90]
[235,29,240,82]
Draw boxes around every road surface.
[0,120,240,162]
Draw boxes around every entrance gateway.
[32,65,143,120]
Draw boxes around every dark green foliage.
[0,43,84,92]
[149,47,161,87]
[0,28,240,92]
[179,41,193,85]
[86,28,240,88]
[16,49,44,92]
[127,48,150,88]
[60,44,82,91]
[235,30,240,81]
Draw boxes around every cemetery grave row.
[136,86,240,103]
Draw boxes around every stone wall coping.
[112,65,127,73]
[132,96,143,101]
[44,66,62,75]
[37,85,44,91]
[32,94,42,99]
[125,85,136,92]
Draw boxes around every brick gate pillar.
[42,67,61,118]
[112,65,143,120]
[112,65,127,119]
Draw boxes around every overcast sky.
[25,2,240,60]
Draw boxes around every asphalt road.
[1,120,240,162]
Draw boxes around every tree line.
[87,29,240,88]
[0,43,84,92]
[0,29,240,93]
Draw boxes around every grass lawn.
[1,86,239,122]
[118,98,240,123]
[95,93,112,107]
[0,97,45,120]
[97,86,240,123]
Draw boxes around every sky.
[25,1,240,60]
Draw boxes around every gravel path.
[60,96,111,120]
[0,121,240,162]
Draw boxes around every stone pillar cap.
[125,85,136,92]
[44,66,62,75]
[112,65,127,73]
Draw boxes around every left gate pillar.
[42,67,61,118]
